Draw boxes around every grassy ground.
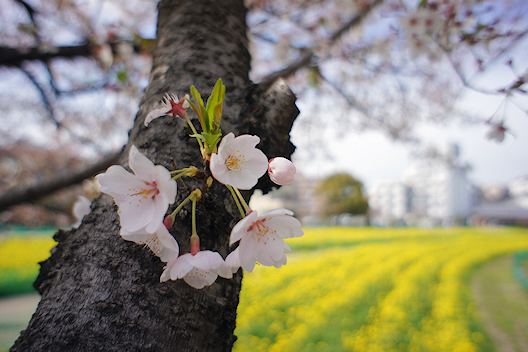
[471,256,528,352]
[0,294,40,351]
[0,227,527,351]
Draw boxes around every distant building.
[509,176,528,198]
[470,197,528,226]
[370,144,478,226]
[369,182,411,226]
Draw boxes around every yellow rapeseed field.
[0,235,55,296]
[234,227,528,352]
[1,228,527,351]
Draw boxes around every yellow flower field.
[1,228,527,351]
[0,234,55,296]
[234,227,528,352]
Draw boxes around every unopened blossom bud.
[163,215,174,230]
[268,157,296,185]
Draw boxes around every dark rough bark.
[11,1,298,352]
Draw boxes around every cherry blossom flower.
[121,224,179,262]
[160,250,232,289]
[96,145,177,233]
[225,248,241,274]
[486,121,508,143]
[72,195,91,228]
[210,133,268,190]
[268,157,296,185]
[230,209,303,271]
[144,93,190,126]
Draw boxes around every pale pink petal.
[239,235,257,272]
[155,165,177,204]
[191,251,223,271]
[129,146,158,181]
[144,105,170,126]
[244,148,268,175]
[230,212,257,245]
[272,255,287,268]
[72,196,91,227]
[119,227,150,244]
[117,196,156,232]
[265,215,303,238]
[183,268,217,289]
[234,134,261,150]
[223,169,259,190]
[170,255,193,280]
[216,132,236,158]
[156,225,179,262]
[210,153,229,184]
[225,248,241,273]
[255,235,284,265]
[145,195,168,233]
[160,265,171,282]
[96,165,144,196]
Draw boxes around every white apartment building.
[370,144,477,226]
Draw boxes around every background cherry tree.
[1,0,527,215]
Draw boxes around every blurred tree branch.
[259,0,383,88]
[0,150,121,212]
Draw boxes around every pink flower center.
[225,154,242,170]
[169,98,187,117]
[248,220,269,237]
[132,181,160,199]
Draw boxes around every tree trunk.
[11,1,298,351]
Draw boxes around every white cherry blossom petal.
[225,248,241,273]
[129,146,158,181]
[96,145,177,234]
[239,234,257,272]
[144,105,170,126]
[210,133,268,190]
[231,209,302,271]
[72,196,91,228]
[230,211,257,244]
[170,255,194,280]
[96,165,145,196]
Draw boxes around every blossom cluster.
[94,79,303,289]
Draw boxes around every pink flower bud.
[163,215,174,230]
[268,157,296,185]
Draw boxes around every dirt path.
[471,255,528,352]
[0,294,40,351]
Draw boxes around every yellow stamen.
[225,154,242,170]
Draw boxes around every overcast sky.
[292,88,528,192]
